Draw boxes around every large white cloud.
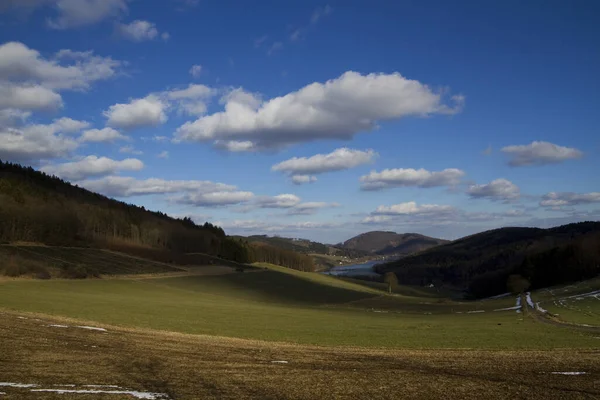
[41,155,143,181]
[174,71,464,149]
[540,192,600,208]
[501,141,583,166]
[166,84,215,116]
[272,148,377,183]
[104,95,168,129]
[360,167,465,190]
[467,178,520,201]
[0,82,62,111]
[0,117,88,162]
[117,20,168,42]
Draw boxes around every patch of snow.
[483,292,511,300]
[17,316,27,320]
[516,296,521,307]
[535,303,548,313]
[0,383,38,388]
[48,324,69,328]
[76,326,107,332]
[31,389,169,399]
[83,385,121,388]
[0,391,5,395]
[551,372,587,375]
[467,310,485,313]
[525,292,534,308]
[493,306,521,312]
[271,361,288,364]
[53,385,76,387]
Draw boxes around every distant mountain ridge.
[339,231,449,256]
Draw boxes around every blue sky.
[1,0,599,243]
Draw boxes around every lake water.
[323,260,382,278]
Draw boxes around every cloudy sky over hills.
[0,0,598,242]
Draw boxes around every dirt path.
[523,293,600,334]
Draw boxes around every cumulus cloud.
[104,95,168,129]
[41,155,143,181]
[166,84,215,116]
[0,42,121,113]
[189,64,202,78]
[80,176,237,198]
[47,0,128,29]
[174,71,464,150]
[501,141,583,166]
[360,167,465,190]
[117,20,167,42]
[467,178,520,201]
[79,127,126,143]
[291,175,317,185]
[540,192,600,208]
[214,140,257,152]
[272,148,377,183]
[0,121,79,162]
[50,117,90,133]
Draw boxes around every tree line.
[0,160,313,271]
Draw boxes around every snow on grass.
[271,361,288,364]
[525,292,535,308]
[30,389,169,399]
[482,292,511,300]
[467,310,485,314]
[493,306,521,312]
[76,326,107,332]
[0,383,38,388]
[16,316,27,320]
[551,372,587,375]
[48,324,69,328]
[535,303,548,313]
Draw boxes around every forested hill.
[0,161,314,271]
[376,222,600,298]
[340,231,448,255]
[235,235,371,258]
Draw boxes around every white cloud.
[540,192,600,208]
[104,94,168,129]
[166,84,215,116]
[0,109,31,126]
[157,150,169,159]
[0,42,121,91]
[0,121,79,162]
[501,141,583,166]
[272,148,377,178]
[80,176,237,198]
[288,201,339,215]
[174,71,463,150]
[173,191,255,207]
[79,127,126,143]
[0,82,62,111]
[51,117,90,133]
[372,202,456,216]
[360,167,465,190]
[189,64,202,78]
[310,4,333,24]
[117,20,163,42]
[256,194,301,209]
[291,175,317,185]
[467,178,520,201]
[47,0,128,29]
[214,140,257,152]
[119,145,142,155]
[41,155,143,181]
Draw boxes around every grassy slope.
[533,278,600,326]
[0,260,598,349]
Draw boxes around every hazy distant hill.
[376,222,600,298]
[339,231,449,256]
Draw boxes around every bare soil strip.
[1,310,599,400]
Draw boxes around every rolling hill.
[376,222,600,298]
[339,231,449,256]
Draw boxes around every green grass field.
[532,278,600,326]
[0,260,598,349]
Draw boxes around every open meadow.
[1,247,600,399]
